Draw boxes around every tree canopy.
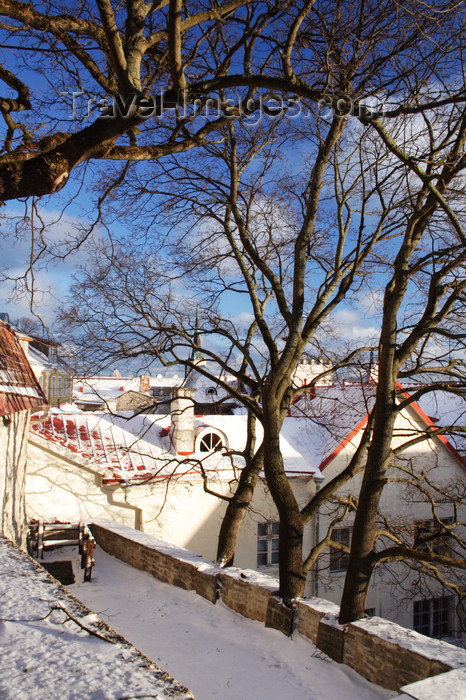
[1,0,464,200]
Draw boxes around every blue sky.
[0,195,381,349]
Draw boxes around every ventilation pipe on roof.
[170,387,195,454]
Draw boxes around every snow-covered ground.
[68,545,396,700]
[0,537,193,700]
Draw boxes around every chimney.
[139,375,151,394]
[170,387,195,454]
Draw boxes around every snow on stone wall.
[90,520,466,694]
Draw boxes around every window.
[198,432,223,453]
[152,387,171,399]
[257,522,279,567]
[414,518,453,555]
[413,597,452,638]
[330,527,351,572]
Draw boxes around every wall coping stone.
[398,666,466,700]
[297,597,340,616]
[92,519,219,574]
[349,616,466,670]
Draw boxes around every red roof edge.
[396,383,466,470]
[318,383,466,472]
[318,416,369,472]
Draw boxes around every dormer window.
[198,431,223,453]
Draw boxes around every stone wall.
[217,572,272,622]
[342,617,459,690]
[91,522,218,603]
[90,520,466,693]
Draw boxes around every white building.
[26,376,465,640]
[290,381,465,640]
[0,320,48,546]
[27,390,318,572]
[8,325,73,407]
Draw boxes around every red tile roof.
[0,321,47,415]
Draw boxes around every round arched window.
[199,432,223,453]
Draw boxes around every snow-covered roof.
[416,389,465,424]
[30,409,240,484]
[73,376,142,404]
[31,379,465,484]
[30,407,324,484]
[197,414,325,475]
[184,363,241,405]
[72,374,184,406]
[289,383,376,469]
[291,381,466,470]
[398,386,466,465]
[72,367,243,410]
[151,373,183,387]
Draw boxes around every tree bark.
[338,472,387,623]
[0,113,143,201]
[339,288,399,623]
[216,446,263,567]
[262,390,306,600]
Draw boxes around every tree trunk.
[278,500,306,600]
[262,394,306,600]
[338,473,386,623]
[339,326,398,622]
[216,446,263,566]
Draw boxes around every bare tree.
[5,0,461,618]
[338,106,466,622]
[0,0,463,202]
[60,87,466,615]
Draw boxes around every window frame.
[257,521,279,568]
[198,431,223,453]
[329,526,352,573]
[413,517,453,556]
[413,596,452,638]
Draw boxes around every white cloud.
[0,205,101,325]
[330,308,379,343]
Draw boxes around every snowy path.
[0,538,192,700]
[69,546,395,700]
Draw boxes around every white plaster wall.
[26,441,141,528]
[232,475,316,574]
[26,438,317,579]
[1,410,29,546]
